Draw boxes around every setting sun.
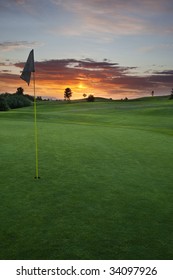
[78,83,86,90]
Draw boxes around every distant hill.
[131,95,170,102]
[71,95,171,103]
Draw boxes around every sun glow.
[78,82,86,90]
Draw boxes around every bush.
[0,93,32,110]
[169,89,173,100]
[87,94,95,102]
[0,96,9,111]
[25,94,34,102]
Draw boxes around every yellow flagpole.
[33,71,40,179]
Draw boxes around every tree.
[0,96,9,111]
[83,93,87,98]
[16,87,24,95]
[87,94,95,102]
[64,88,72,101]
[0,93,31,110]
[169,88,173,100]
[37,96,43,101]
[151,90,154,97]
[25,94,34,102]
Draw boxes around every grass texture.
[0,97,173,259]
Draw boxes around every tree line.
[2,87,172,111]
[0,87,33,111]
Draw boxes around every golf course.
[0,96,173,260]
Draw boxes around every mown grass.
[0,97,173,259]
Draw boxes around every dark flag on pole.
[20,49,40,179]
[20,49,35,85]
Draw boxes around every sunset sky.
[0,0,173,99]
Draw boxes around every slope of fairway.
[0,98,173,259]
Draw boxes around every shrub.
[0,96,9,111]
[0,93,32,110]
[87,94,95,102]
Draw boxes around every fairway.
[0,98,173,260]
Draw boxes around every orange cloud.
[0,58,172,99]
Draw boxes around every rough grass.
[0,97,173,259]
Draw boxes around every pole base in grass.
[34,176,41,179]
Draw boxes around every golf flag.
[20,49,35,85]
[20,49,40,179]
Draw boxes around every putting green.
[0,98,173,259]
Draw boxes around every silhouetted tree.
[151,90,154,97]
[64,88,72,101]
[169,88,173,100]
[25,94,34,101]
[83,93,87,98]
[36,96,43,101]
[87,94,95,102]
[0,93,31,110]
[0,96,9,111]
[16,87,24,95]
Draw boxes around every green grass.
[0,97,173,259]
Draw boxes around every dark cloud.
[1,70,11,73]
[0,41,41,51]
[0,72,19,93]
[0,72,18,79]
[14,58,173,97]
[16,58,138,88]
[0,63,7,66]
[153,70,173,75]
